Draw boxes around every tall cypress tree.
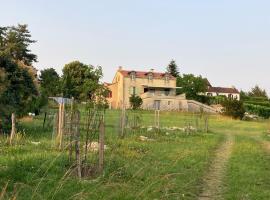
[166,59,180,77]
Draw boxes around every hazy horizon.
[1,0,269,94]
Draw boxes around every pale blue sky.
[1,0,269,94]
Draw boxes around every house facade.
[106,67,187,110]
[205,85,240,100]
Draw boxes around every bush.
[244,103,270,119]
[244,100,270,107]
[221,99,245,119]
[129,95,143,110]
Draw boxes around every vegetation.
[129,94,143,110]
[62,61,103,101]
[0,24,39,133]
[0,55,38,131]
[0,110,270,199]
[240,85,270,119]
[221,99,245,119]
[244,103,270,119]
[176,74,208,100]
[39,68,61,97]
[166,59,180,77]
[248,85,268,98]
[0,24,37,65]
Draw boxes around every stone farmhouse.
[105,67,216,112]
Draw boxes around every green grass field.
[0,110,270,199]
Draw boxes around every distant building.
[105,67,216,113]
[205,81,240,100]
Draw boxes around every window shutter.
[136,87,140,95]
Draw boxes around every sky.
[1,0,270,94]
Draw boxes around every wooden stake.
[69,98,74,162]
[9,113,16,145]
[75,111,81,178]
[42,112,47,129]
[99,118,105,173]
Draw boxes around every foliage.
[244,100,270,107]
[166,59,179,77]
[129,94,143,110]
[244,103,270,119]
[248,85,268,98]
[0,24,37,65]
[39,68,60,97]
[0,55,38,133]
[176,74,208,100]
[221,99,245,119]
[62,61,103,101]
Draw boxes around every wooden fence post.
[68,98,74,162]
[9,113,16,145]
[121,104,125,138]
[99,118,105,173]
[75,111,81,178]
[42,112,47,130]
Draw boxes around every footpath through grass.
[0,110,224,200]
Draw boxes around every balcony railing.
[141,92,175,98]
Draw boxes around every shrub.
[244,100,270,107]
[244,103,270,119]
[129,95,143,110]
[221,99,245,119]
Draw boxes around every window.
[148,74,153,81]
[165,88,170,96]
[130,72,136,81]
[164,74,169,83]
[107,91,112,98]
[168,101,171,105]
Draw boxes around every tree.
[221,99,245,119]
[0,54,38,132]
[129,94,143,110]
[0,24,37,65]
[166,60,180,77]
[39,68,60,96]
[248,85,268,98]
[176,74,208,100]
[62,61,103,100]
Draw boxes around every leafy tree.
[176,74,208,100]
[166,60,179,77]
[221,99,245,119]
[0,24,37,65]
[248,85,268,98]
[62,61,103,100]
[0,54,38,132]
[129,94,143,110]
[39,68,60,96]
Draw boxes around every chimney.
[150,68,154,73]
[118,66,123,71]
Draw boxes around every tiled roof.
[119,70,176,79]
[207,87,239,94]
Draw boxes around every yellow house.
[106,67,188,110]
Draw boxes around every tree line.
[0,24,107,133]
[166,59,269,119]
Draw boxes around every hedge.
[244,103,270,119]
[244,100,270,107]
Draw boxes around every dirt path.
[198,133,234,200]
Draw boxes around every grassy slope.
[0,110,223,200]
[219,119,270,200]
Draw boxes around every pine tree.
[166,60,180,77]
